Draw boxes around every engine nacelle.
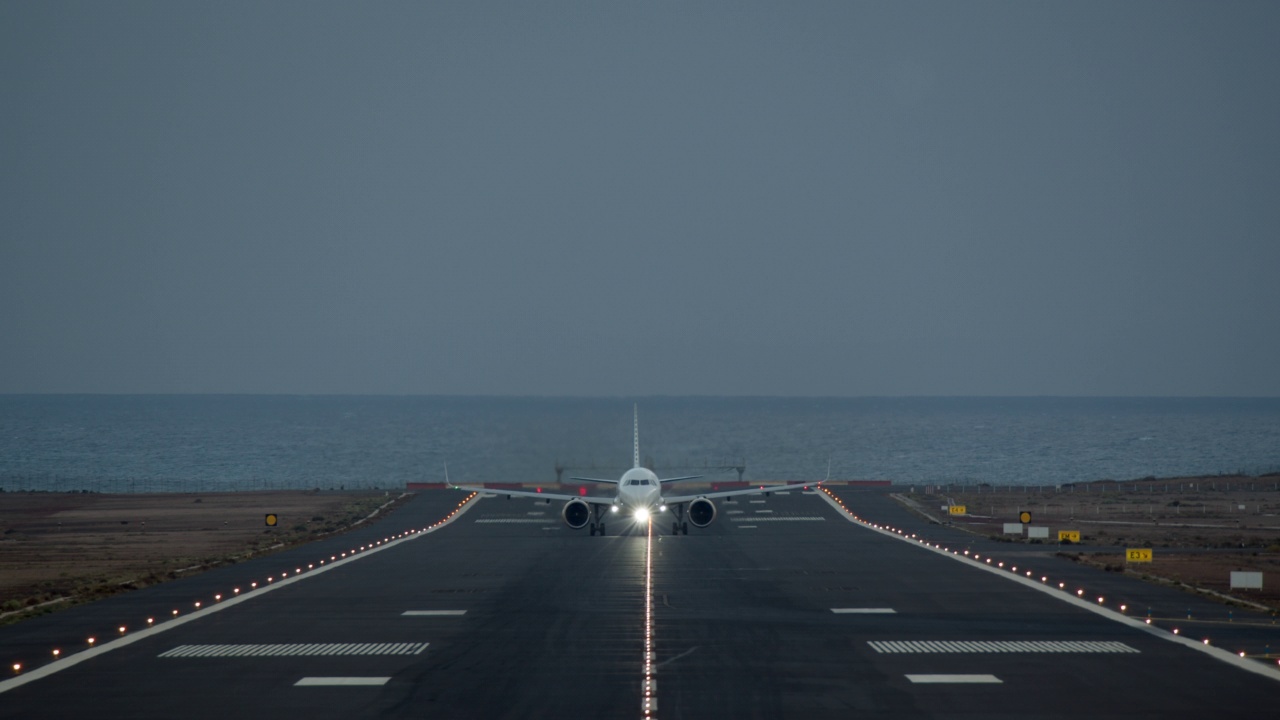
[688,497,716,527]
[562,498,592,529]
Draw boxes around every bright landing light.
[635,508,650,523]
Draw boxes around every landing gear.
[598,523,606,536]
[670,505,690,535]
[589,523,597,536]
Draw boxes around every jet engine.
[688,497,717,527]
[562,498,592,529]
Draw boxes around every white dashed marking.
[907,674,1002,684]
[402,610,467,617]
[737,525,758,529]
[295,677,390,686]
[831,608,896,614]
[755,509,775,514]
[749,500,767,504]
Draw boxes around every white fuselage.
[616,466,663,514]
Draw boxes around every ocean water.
[1,396,1278,492]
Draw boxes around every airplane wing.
[454,485,617,505]
[656,475,704,483]
[567,476,619,484]
[663,480,818,504]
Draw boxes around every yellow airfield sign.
[1018,511,1032,523]
[948,505,967,516]
[1126,548,1153,563]
[1058,530,1081,543]
[265,513,279,527]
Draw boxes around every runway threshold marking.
[907,674,1002,684]
[869,640,1137,654]
[814,490,1280,684]
[831,608,896,614]
[0,494,483,695]
[402,610,467,617]
[295,677,390,687]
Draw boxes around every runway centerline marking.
[737,525,758,529]
[402,610,467,617]
[907,674,1002,684]
[643,518,657,717]
[831,608,896,614]
[295,677,390,687]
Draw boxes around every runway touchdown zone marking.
[869,640,1138,654]
[159,642,428,658]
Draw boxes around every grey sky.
[3,2,1277,396]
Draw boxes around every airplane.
[450,406,823,535]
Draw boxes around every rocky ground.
[0,489,409,623]
[896,474,1280,610]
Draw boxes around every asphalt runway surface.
[2,487,1278,719]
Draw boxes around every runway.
[2,488,1278,719]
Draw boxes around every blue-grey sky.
[3,2,1278,396]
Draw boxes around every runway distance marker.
[1126,548,1153,563]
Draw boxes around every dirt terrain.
[0,490,407,623]
[897,474,1280,610]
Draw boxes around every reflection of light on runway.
[643,518,655,718]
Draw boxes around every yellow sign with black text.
[1126,548,1153,563]
[1058,530,1081,543]
[948,505,967,516]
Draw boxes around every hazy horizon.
[4,2,1277,397]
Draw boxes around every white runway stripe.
[728,516,825,522]
[907,674,1002,684]
[402,610,467,616]
[867,640,1138,654]
[474,518,556,524]
[295,677,390,686]
[831,608,896,614]
[159,642,429,658]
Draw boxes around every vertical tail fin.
[633,404,640,469]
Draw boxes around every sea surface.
[1,396,1278,493]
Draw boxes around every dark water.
[1,396,1278,492]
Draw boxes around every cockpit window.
[628,479,639,485]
